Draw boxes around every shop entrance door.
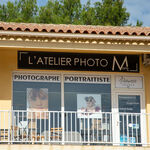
[118,94,141,145]
[114,93,146,146]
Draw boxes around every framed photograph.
[77,94,102,118]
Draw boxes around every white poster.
[115,76,143,89]
[77,94,102,118]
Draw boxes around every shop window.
[13,73,61,111]
[64,75,112,138]
[64,75,111,112]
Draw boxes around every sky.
[1,0,150,27]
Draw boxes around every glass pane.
[119,95,140,113]
[64,83,111,112]
[64,77,112,143]
[13,79,61,135]
[119,95,141,145]
[13,82,61,111]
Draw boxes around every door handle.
[117,121,121,126]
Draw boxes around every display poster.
[27,88,48,119]
[77,94,102,118]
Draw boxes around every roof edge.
[0,22,150,36]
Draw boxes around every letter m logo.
[112,56,128,71]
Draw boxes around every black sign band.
[18,51,139,72]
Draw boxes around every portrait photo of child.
[27,88,48,119]
[77,93,102,118]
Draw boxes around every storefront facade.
[0,22,150,149]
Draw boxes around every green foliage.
[136,20,143,27]
[59,0,82,24]
[0,4,7,22]
[0,0,38,23]
[17,0,38,22]
[6,1,18,22]
[38,0,62,24]
[0,0,143,26]
[94,0,130,26]
[80,0,96,25]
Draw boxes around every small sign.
[64,75,110,84]
[116,76,143,89]
[118,95,140,113]
[128,123,139,129]
[13,72,60,82]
